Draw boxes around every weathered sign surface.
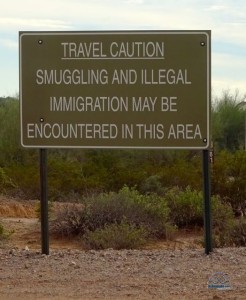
[19,31,211,148]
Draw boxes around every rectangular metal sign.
[19,31,211,149]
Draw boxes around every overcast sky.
[0,0,245,98]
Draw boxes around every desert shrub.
[165,186,237,240]
[213,214,246,248]
[229,218,246,246]
[212,195,235,247]
[165,188,240,248]
[0,167,16,193]
[85,186,172,238]
[165,187,203,227]
[140,175,165,195]
[212,150,246,216]
[0,222,11,240]
[5,163,39,198]
[159,153,203,191]
[213,219,239,248]
[47,155,85,201]
[0,97,23,166]
[51,204,89,237]
[51,186,175,245]
[83,221,148,250]
[0,223,4,237]
[212,91,245,152]
[212,195,235,230]
[207,195,246,248]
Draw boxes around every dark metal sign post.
[203,149,212,254]
[40,148,49,255]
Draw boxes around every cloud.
[0,17,72,31]
[212,78,246,98]
[0,38,18,50]
[204,5,227,12]
[124,0,144,4]
[212,52,246,96]
[213,53,246,76]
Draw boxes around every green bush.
[85,186,172,238]
[165,186,238,245]
[164,188,241,248]
[140,175,165,195]
[0,167,16,193]
[212,195,235,230]
[159,153,203,191]
[83,221,148,250]
[51,186,175,246]
[5,163,39,198]
[0,223,4,237]
[47,154,86,201]
[212,196,235,247]
[212,91,245,152]
[0,97,23,166]
[230,218,246,246]
[165,187,203,227]
[51,204,89,237]
[0,222,11,240]
[213,216,246,248]
[212,150,246,216]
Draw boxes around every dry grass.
[0,195,83,219]
[0,195,37,218]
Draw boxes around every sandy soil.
[0,196,245,299]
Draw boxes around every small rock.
[213,295,222,299]
[9,249,15,255]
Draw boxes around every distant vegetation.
[0,90,245,248]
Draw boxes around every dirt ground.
[0,196,245,299]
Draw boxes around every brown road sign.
[19,31,211,149]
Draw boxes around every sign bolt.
[40,118,44,122]
[200,41,205,46]
[203,138,207,143]
[38,40,43,45]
